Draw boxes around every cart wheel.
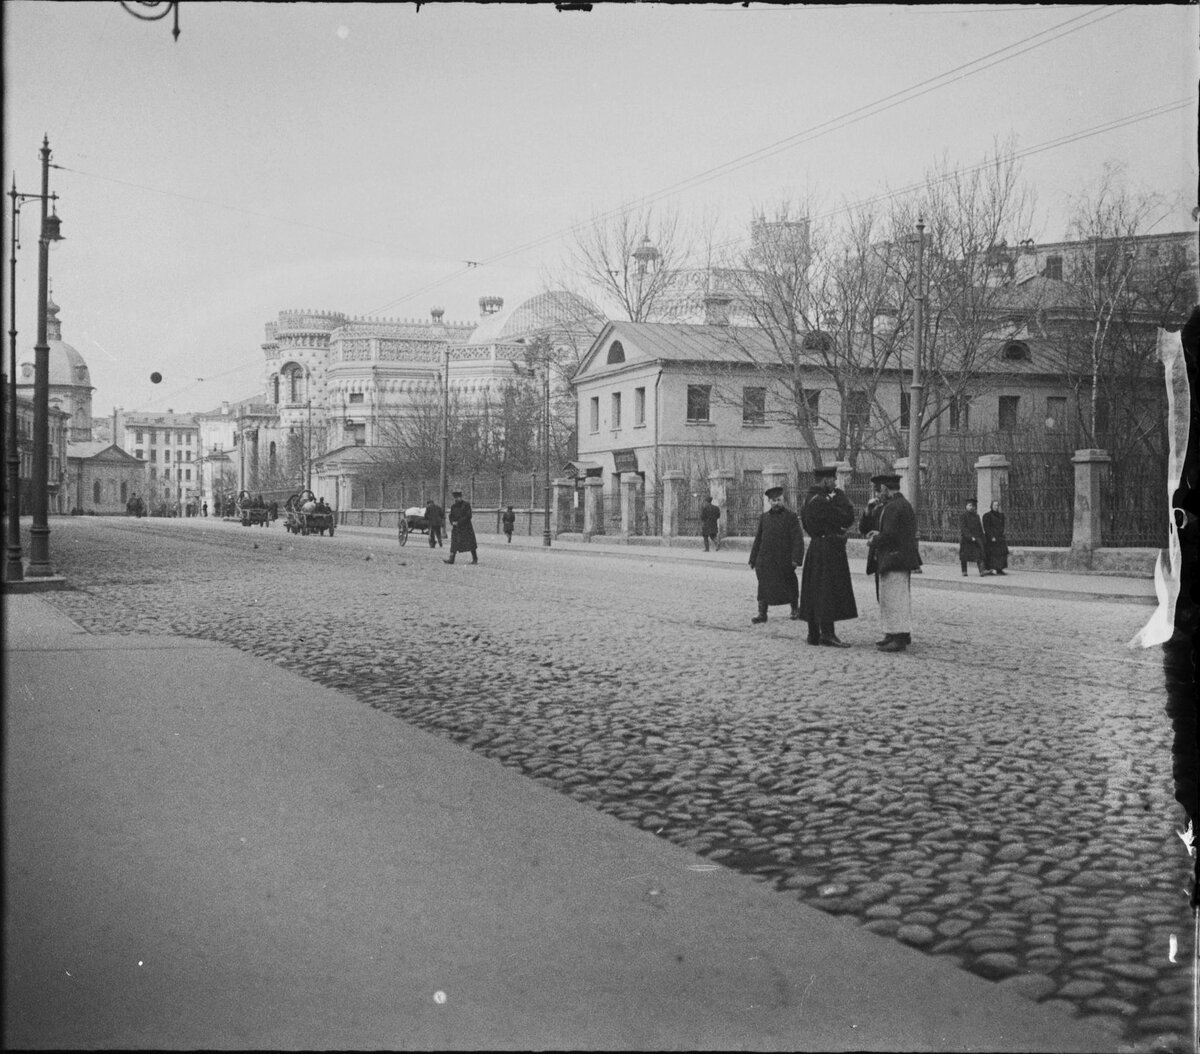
[398,519,409,546]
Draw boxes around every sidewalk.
[4,592,1120,1051]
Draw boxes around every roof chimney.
[704,292,733,326]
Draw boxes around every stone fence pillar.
[660,471,688,538]
[761,463,789,510]
[974,455,1010,512]
[550,478,574,536]
[1071,448,1110,551]
[707,469,735,526]
[620,473,644,536]
[582,476,604,539]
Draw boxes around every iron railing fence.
[1100,468,1169,549]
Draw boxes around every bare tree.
[564,204,692,322]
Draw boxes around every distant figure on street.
[864,473,921,652]
[269,500,279,521]
[202,502,208,518]
[502,505,516,543]
[699,496,721,552]
[799,466,857,647]
[748,486,804,624]
[445,490,478,564]
[983,499,1008,575]
[424,498,444,548]
[959,498,987,577]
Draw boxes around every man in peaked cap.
[959,497,987,577]
[748,486,804,624]
[863,473,922,652]
[799,466,857,647]
[444,489,478,564]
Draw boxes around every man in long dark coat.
[959,498,986,576]
[444,490,478,564]
[748,486,804,624]
[799,466,857,647]
[699,496,721,552]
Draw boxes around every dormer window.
[802,331,833,352]
[606,340,626,365]
[1002,341,1031,362]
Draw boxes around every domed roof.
[466,290,604,346]
[16,296,92,389]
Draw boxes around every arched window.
[1002,341,1031,362]
[290,368,303,403]
[269,442,277,475]
[93,480,102,504]
[121,481,128,503]
[272,375,280,404]
[606,340,625,365]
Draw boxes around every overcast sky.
[3,2,1196,419]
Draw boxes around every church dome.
[466,290,604,346]
[17,296,92,389]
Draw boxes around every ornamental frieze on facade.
[276,333,329,350]
[378,340,443,361]
[338,341,372,361]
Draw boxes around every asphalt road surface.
[34,516,1195,1052]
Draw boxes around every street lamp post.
[906,217,925,521]
[439,343,450,513]
[542,357,552,547]
[27,137,63,579]
[4,178,49,581]
[306,397,313,492]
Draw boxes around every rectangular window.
[949,396,969,433]
[589,396,600,433]
[611,392,622,429]
[150,467,157,480]
[1045,255,1063,280]
[686,385,711,423]
[164,469,171,481]
[846,390,869,429]
[801,388,821,420]
[148,431,157,445]
[634,387,646,426]
[349,392,364,404]
[185,469,192,481]
[1045,396,1067,431]
[186,433,193,446]
[998,395,1020,432]
[742,386,766,425]
[135,430,143,444]
[149,450,157,463]
[900,392,910,430]
[135,449,144,460]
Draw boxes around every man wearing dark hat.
[799,466,857,646]
[748,486,804,624]
[959,497,987,577]
[699,496,721,552]
[444,490,478,564]
[864,473,921,652]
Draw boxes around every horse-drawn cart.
[284,490,335,536]
[236,491,271,527]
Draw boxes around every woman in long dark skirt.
[982,499,1009,575]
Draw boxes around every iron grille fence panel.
[1101,467,1169,548]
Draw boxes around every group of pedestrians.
[747,468,922,653]
[959,498,1009,576]
[423,490,479,564]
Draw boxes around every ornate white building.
[234,291,604,507]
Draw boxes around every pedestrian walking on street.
[799,467,857,647]
[444,490,478,564]
[959,498,988,576]
[202,502,208,518]
[502,505,516,543]
[864,473,921,652]
[748,486,804,624]
[983,499,1009,575]
[699,496,721,552]
[424,498,444,548]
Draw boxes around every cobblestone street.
[36,517,1194,1052]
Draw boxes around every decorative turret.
[479,296,504,317]
[46,294,62,341]
[431,306,445,323]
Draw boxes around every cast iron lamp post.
[25,138,63,579]
[4,177,55,581]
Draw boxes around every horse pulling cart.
[284,490,335,536]
[236,491,271,527]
